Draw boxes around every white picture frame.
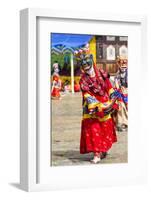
[20,8,147,192]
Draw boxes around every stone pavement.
[51,92,128,166]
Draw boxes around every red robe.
[51,75,61,98]
[79,69,117,154]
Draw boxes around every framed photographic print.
[20,8,147,191]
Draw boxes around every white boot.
[90,156,101,164]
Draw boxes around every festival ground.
[51,92,128,166]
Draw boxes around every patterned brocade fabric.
[82,92,112,122]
